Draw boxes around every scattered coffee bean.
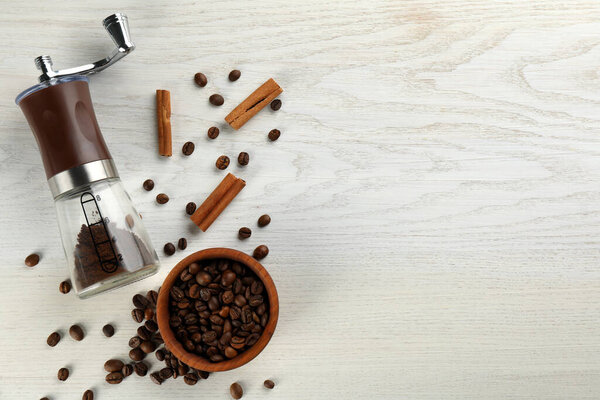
[270,99,282,111]
[141,340,156,353]
[182,141,195,156]
[25,253,40,267]
[104,359,124,373]
[131,309,144,323]
[264,379,275,389]
[228,69,241,81]
[129,336,142,348]
[41,397,49,400]
[156,193,169,204]
[133,293,149,309]
[178,238,187,250]
[155,349,166,361]
[59,280,71,294]
[209,94,224,106]
[102,324,115,337]
[143,179,154,191]
[150,371,163,385]
[105,371,123,384]
[137,326,152,341]
[147,289,158,306]
[230,382,244,399]
[129,347,145,361]
[159,367,173,380]
[184,373,199,385]
[122,364,134,377]
[134,361,148,376]
[144,307,154,321]
[145,320,158,332]
[216,155,230,170]
[238,227,252,239]
[82,389,94,400]
[164,242,176,256]
[69,325,84,341]
[207,126,220,139]
[47,331,60,347]
[268,129,281,141]
[253,245,269,260]
[194,72,207,87]
[57,367,69,381]
[186,202,197,215]
[238,152,249,166]
[258,214,271,227]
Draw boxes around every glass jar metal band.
[48,159,119,198]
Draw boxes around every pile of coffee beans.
[126,289,212,386]
[168,258,269,362]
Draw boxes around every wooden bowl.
[156,248,279,372]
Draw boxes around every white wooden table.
[1,1,600,399]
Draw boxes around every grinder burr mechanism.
[16,13,159,298]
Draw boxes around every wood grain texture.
[1,1,600,399]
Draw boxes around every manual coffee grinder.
[16,13,159,298]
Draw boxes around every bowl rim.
[156,247,279,372]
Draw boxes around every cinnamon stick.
[225,78,282,130]
[156,89,172,156]
[190,173,246,231]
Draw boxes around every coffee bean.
[194,72,207,87]
[216,155,230,170]
[270,99,282,111]
[147,289,158,306]
[230,382,244,399]
[129,336,142,348]
[184,373,199,385]
[41,397,49,400]
[82,389,94,400]
[155,349,165,361]
[258,214,271,227]
[137,326,152,341]
[145,320,158,332]
[155,331,164,345]
[150,371,163,385]
[264,379,275,389]
[207,126,220,139]
[228,69,241,81]
[178,237,187,250]
[249,295,264,307]
[156,193,169,204]
[104,359,124,372]
[237,152,249,166]
[164,242,176,256]
[209,94,224,106]
[186,202,197,215]
[221,270,237,286]
[57,367,69,381]
[253,245,269,260]
[196,271,212,286]
[122,364,134,377]
[238,227,251,239]
[171,286,185,301]
[133,293,149,308]
[131,309,144,323]
[159,367,173,380]
[268,129,281,141]
[141,341,156,353]
[69,325,84,341]
[182,141,195,156]
[105,371,123,384]
[144,307,154,321]
[129,347,145,361]
[25,253,40,267]
[143,179,154,191]
[47,331,60,347]
[102,324,115,337]
[224,346,238,358]
[134,361,148,376]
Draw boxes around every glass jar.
[55,178,159,298]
